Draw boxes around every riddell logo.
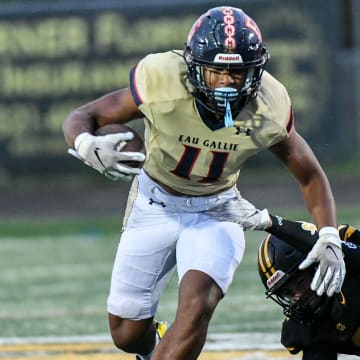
[266,270,285,288]
[214,53,243,63]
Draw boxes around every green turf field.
[1,206,359,338]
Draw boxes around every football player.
[63,6,345,360]
[258,217,360,360]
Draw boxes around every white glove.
[204,196,271,230]
[70,132,146,181]
[299,226,345,297]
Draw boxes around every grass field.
[1,205,360,340]
[0,221,280,338]
[0,176,360,360]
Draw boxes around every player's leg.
[108,317,170,359]
[108,316,155,354]
[107,183,179,356]
[152,270,222,360]
[152,218,245,360]
[107,223,176,356]
[107,170,196,357]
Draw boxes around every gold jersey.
[130,51,293,196]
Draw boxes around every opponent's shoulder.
[131,50,189,104]
[338,224,360,244]
[281,318,311,354]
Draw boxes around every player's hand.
[70,132,146,181]
[205,196,271,230]
[299,226,345,297]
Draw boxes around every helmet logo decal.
[267,270,285,288]
[222,8,236,51]
[300,221,317,235]
[244,16,262,42]
[214,53,243,63]
[336,323,346,332]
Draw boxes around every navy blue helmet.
[184,7,269,117]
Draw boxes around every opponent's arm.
[267,215,318,252]
[63,88,145,180]
[269,218,360,250]
[268,217,360,276]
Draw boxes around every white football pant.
[107,170,246,319]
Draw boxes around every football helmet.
[258,233,328,325]
[184,6,269,124]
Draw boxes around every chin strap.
[224,100,233,127]
[214,87,238,127]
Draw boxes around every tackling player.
[258,218,360,360]
[62,6,345,360]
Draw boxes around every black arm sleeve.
[267,215,317,252]
[267,215,360,274]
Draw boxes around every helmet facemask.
[183,6,269,126]
[258,233,330,325]
[184,47,268,126]
[266,263,328,325]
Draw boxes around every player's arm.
[269,129,336,228]
[267,215,318,252]
[63,88,142,147]
[268,216,360,275]
[62,88,145,181]
[269,129,345,297]
[205,129,337,233]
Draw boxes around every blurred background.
[0,0,359,342]
[0,0,359,220]
[0,0,359,218]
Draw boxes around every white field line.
[0,334,358,359]
[0,333,282,350]
[0,263,110,281]
[0,306,105,319]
